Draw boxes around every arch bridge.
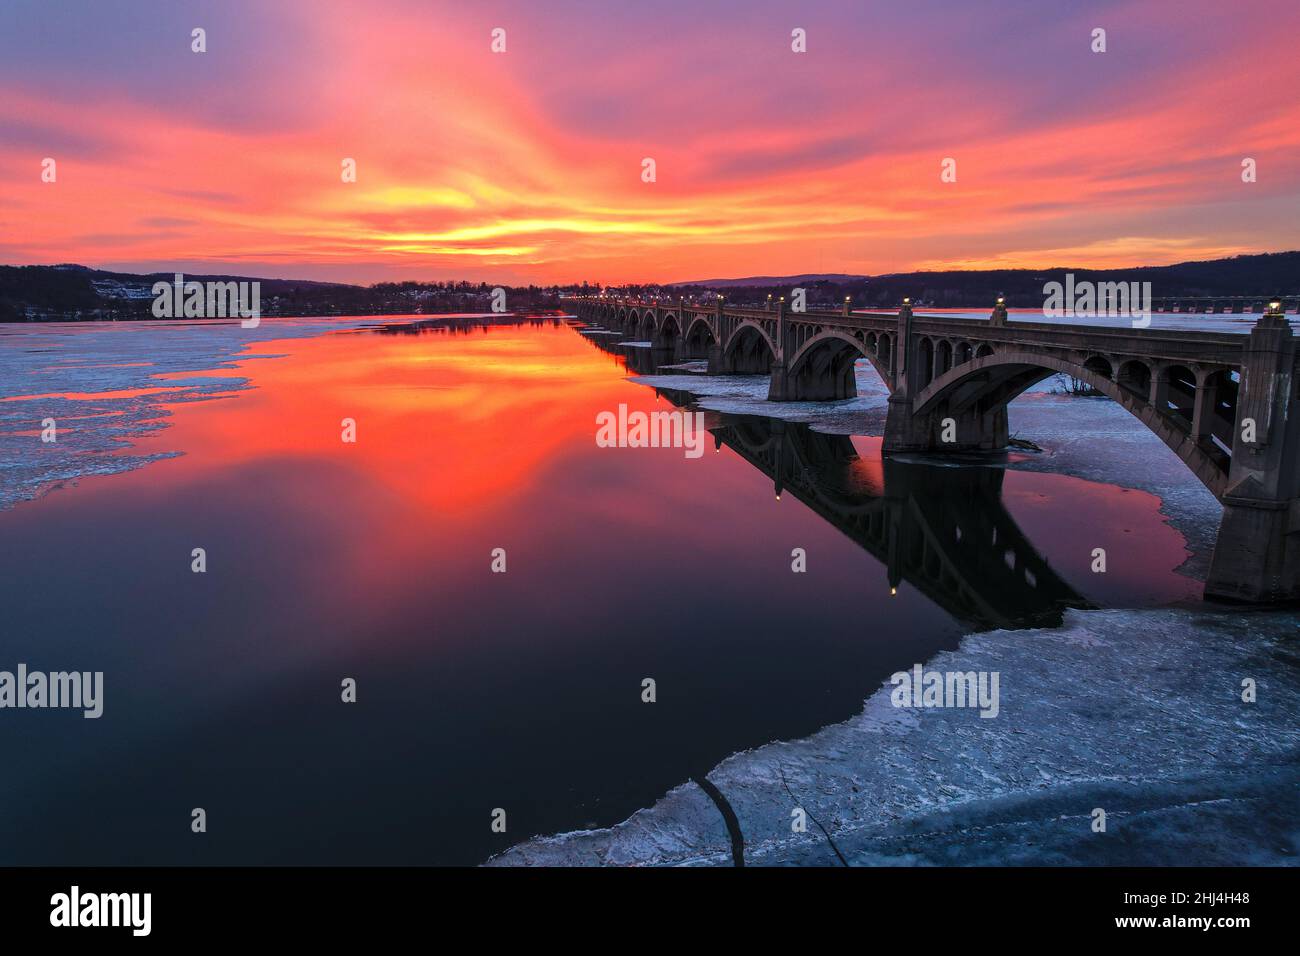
[572,295,1300,604]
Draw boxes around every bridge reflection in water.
[706,412,1086,629]
[579,322,1087,629]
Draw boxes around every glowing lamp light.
[997,296,1005,304]
[903,297,911,305]
[1269,300,1282,312]
[890,587,897,596]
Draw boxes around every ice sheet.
[489,607,1300,866]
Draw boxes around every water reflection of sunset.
[106,318,1194,613]
[135,322,651,518]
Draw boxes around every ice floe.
[0,317,400,510]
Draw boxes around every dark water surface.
[0,316,1197,864]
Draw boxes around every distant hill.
[669,273,869,288]
[664,252,1300,308]
[3,252,1297,320]
[0,265,560,321]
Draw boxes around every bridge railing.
[587,298,1247,355]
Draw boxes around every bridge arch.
[1156,363,1198,425]
[684,315,717,359]
[917,338,935,387]
[784,329,895,399]
[1116,359,1152,399]
[1083,355,1113,379]
[653,312,682,349]
[936,340,954,377]
[1199,368,1239,458]
[636,311,657,340]
[721,320,778,374]
[912,350,1232,497]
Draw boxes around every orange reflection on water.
[47,314,1201,619]
[0,386,191,403]
[134,319,659,520]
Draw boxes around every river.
[0,314,1294,865]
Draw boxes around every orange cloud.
[2,0,1298,282]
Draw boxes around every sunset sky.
[3,0,1299,285]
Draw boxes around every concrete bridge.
[1151,295,1300,314]
[572,295,1300,604]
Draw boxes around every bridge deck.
[627,300,1249,365]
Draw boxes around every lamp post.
[991,296,1008,327]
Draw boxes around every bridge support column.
[767,362,791,400]
[665,329,687,365]
[882,395,921,449]
[766,299,793,399]
[1206,305,1300,602]
[882,297,1009,454]
[1191,372,1220,443]
[1149,366,1170,412]
[883,397,1009,452]
[705,343,724,374]
[649,344,676,370]
[767,359,857,401]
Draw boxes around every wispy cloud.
[3,0,1298,282]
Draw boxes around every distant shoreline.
[4,253,1299,323]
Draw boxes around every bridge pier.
[1208,501,1300,602]
[883,396,1009,452]
[767,358,857,400]
[1206,305,1300,603]
[882,299,1011,454]
[705,343,724,374]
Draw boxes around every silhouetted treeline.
[3,252,1296,320]
[0,265,101,319]
[0,265,566,321]
[659,251,1300,308]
